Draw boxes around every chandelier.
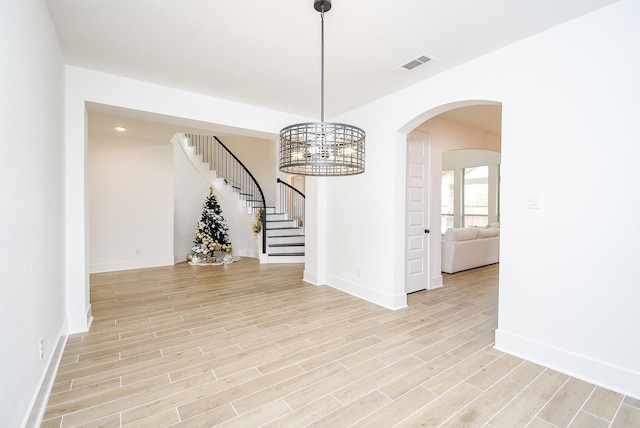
[279,0,365,176]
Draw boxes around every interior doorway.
[404,103,502,294]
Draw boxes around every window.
[463,166,489,227]
[441,150,500,232]
[441,170,454,234]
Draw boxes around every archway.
[400,101,502,294]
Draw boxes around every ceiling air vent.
[392,53,434,74]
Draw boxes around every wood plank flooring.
[41,260,640,427]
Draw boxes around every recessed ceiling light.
[114,126,127,132]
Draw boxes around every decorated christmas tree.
[191,186,232,261]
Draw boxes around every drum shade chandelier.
[279,0,365,176]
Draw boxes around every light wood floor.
[42,260,639,427]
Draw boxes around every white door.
[405,131,430,293]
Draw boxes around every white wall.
[88,133,174,272]
[326,0,640,398]
[442,148,501,170]
[0,0,67,426]
[221,136,278,205]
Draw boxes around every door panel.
[406,132,430,293]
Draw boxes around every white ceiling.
[47,0,618,132]
[437,105,503,136]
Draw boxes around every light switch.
[529,193,541,209]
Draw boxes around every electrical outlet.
[135,248,141,255]
[356,267,362,277]
[39,338,44,360]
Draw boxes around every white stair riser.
[267,235,305,245]
[268,246,305,254]
[242,201,265,209]
[248,207,275,215]
[266,213,289,221]
[267,255,305,264]
[267,220,298,229]
[267,228,304,237]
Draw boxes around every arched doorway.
[403,102,502,294]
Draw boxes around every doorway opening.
[404,103,502,294]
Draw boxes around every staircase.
[264,209,305,263]
[263,179,305,263]
[181,134,305,264]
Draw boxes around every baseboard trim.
[303,269,323,286]
[90,257,175,273]
[430,274,444,289]
[67,304,93,334]
[24,327,68,428]
[303,270,407,310]
[323,274,407,310]
[495,328,640,400]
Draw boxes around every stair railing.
[184,134,267,254]
[277,178,305,228]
